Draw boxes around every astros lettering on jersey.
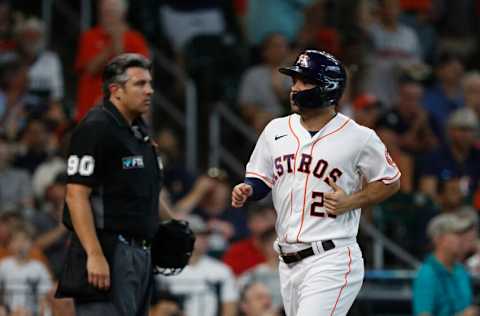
[246,112,400,244]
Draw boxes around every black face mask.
[292,86,329,109]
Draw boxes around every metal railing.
[208,102,257,175]
[361,217,421,269]
[151,49,198,173]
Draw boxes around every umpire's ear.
[109,83,125,101]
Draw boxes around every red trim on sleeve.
[378,170,401,184]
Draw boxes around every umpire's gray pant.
[74,239,152,316]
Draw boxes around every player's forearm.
[343,180,400,210]
[65,186,103,256]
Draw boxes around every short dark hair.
[102,53,151,98]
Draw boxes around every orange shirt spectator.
[74,0,149,121]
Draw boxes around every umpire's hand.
[87,253,110,290]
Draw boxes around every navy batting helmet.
[279,50,346,108]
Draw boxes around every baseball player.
[232,50,401,316]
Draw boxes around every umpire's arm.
[66,183,110,290]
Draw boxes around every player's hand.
[87,253,110,290]
[324,178,349,216]
[231,183,253,208]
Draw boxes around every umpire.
[56,53,168,315]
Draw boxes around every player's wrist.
[339,194,356,212]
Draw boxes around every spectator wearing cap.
[156,215,239,316]
[419,107,480,202]
[413,212,477,316]
[423,52,464,130]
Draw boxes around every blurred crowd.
[0,0,480,315]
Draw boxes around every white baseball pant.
[279,243,364,316]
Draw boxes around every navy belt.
[280,240,335,264]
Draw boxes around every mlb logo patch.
[122,156,144,169]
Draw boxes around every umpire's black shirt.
[63,100,161,240]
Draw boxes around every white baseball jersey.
[246,113,400,244]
